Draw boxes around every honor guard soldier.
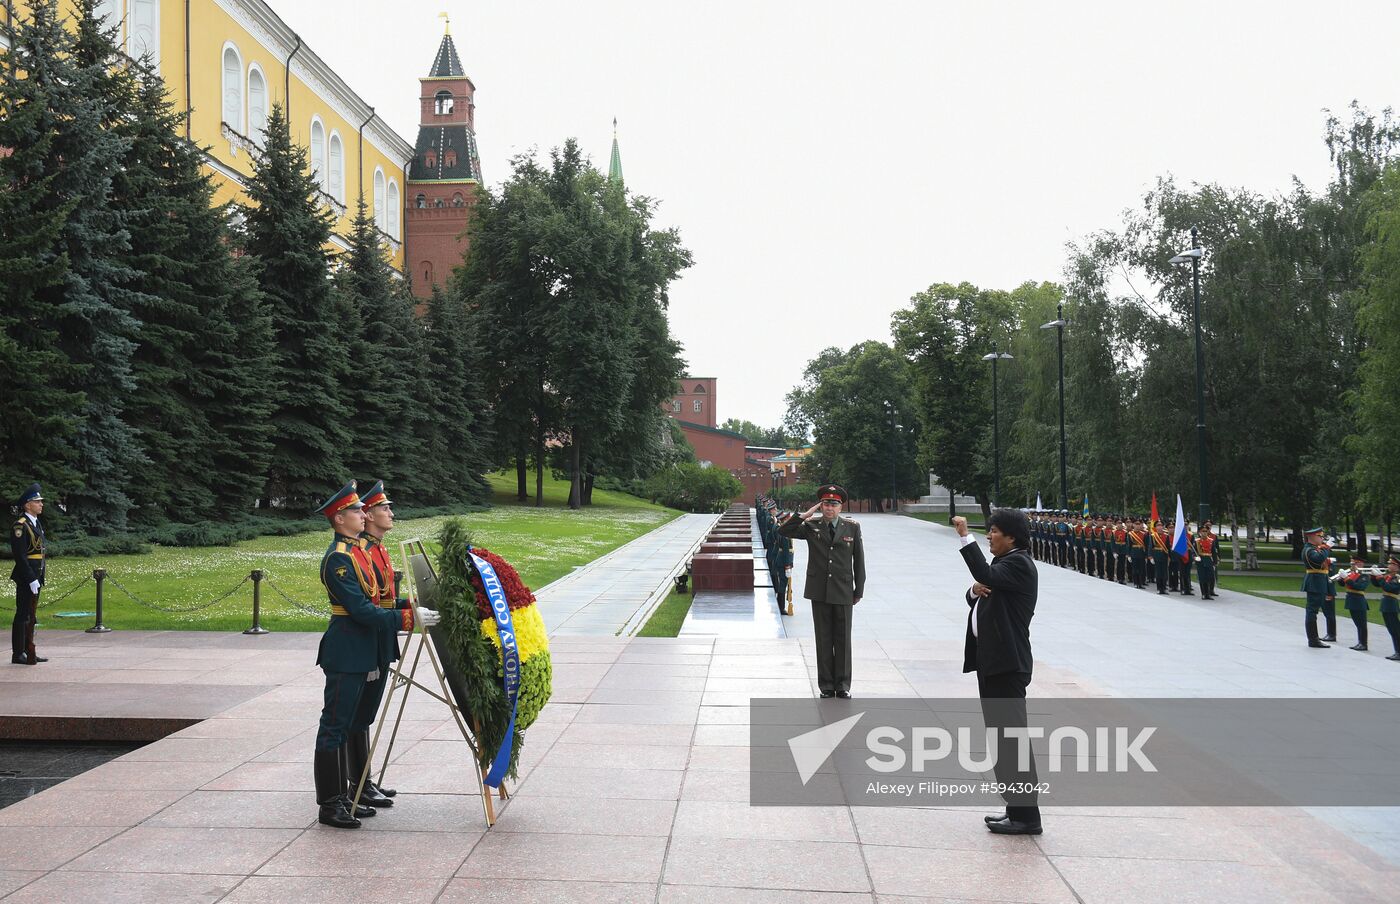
[10,484,47,665]
[1071,518,1084,573]
[312,481,437,829]
[1195,521,1218,599]
[1338,554,1371,652]
[1113,519,1129,584]
[1377,557,1400,661]
[1301,527,1334,648]
[354,481,416,809]
[1128,518,1148,589]
[1057,512,1070,568]
[1179,525,1195,596]
[1322,539,1339,642]
[1149,519,1170,594]
[778,484,865,698]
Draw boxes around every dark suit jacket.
[960,543,1036,677]
[778,514,865,605]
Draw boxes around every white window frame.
[221,42,243,132]
[386,178,400,238]
[91,1,120,30]
[309,117,326,191]
[246,63,267,142]
[328,131,345,204]
[373,167,386,232]
[693,399,702,413]
[129,0,159,65]
[434,90,453,115]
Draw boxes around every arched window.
[328,132,344,203]
[425,151,437,169]
[373,168,386,232]
[130,0,159,64]
[387,180,400,237]
[221,44,243,130]
[434,90,453,115]
[452,193,464,207]
[694,384,707,394]
[247,65,267,140]
[434,198,444,208]
[309,119,326,191]
[415,193,426,209]
[421,261,434,284]
[445,149,457,168]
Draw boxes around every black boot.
[1307,619,1329,649]
[348,730,394,808]
[315,749,360,829]
[340,745,375,818]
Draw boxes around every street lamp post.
[886,402,899,514]
[1040,305,1070,511]
[981,344,1014,508]
[1170,228,1209,526]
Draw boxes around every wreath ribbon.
[469,546,520,788]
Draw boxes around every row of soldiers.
[1026,511,1219,599]
[1300,527,1400,658]
[756,495,795,609]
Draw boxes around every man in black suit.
[778,484,865,699]
[953,510,1042,835]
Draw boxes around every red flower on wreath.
[468,546,537,620]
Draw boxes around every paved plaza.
[1,512,1398,902]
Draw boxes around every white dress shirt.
[959,533,979,637]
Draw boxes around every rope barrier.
[104,572,251,614]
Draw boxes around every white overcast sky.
[278,0,1394,427]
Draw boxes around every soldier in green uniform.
[10,484,47,665]
[1179,525,1195,596]
[1322,541,1340,642]
[1195,521,1219,599]
[778,484,865,698]
[1301,526,1334,649]
[1377,556,1400,661]
[311,481,436,829]
[1337,553,1372,652]
[1149,519,1170,594]
[1129,518,1148,589]
[352,481,416,809]
[1056,512,1070,568]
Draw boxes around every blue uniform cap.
[1305,526,1325,536]
[17,483,42,505]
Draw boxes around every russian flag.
[1171,494,1189,559]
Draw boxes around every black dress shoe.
[819,690,835,699]
[1309,640,1331,648]
[318,797,361,829]
[986,817,1043,835]
[984,810,1008,824]
[358,782,394,808]
[348,796,376,818]
[836,691,851,699]
[1350,644,1368,652]
[31,654,46,663]
[10,654,25,665]
[1387,653,1400,661]
[1322,635,1337,642]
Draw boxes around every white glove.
[28,580,39,594]
[416,606,441,628]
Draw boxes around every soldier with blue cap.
[10,483,47,665]
[311,481,438,828]
[1301,526,1334,649]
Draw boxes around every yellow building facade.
[2,0,413,272]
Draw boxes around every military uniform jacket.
[1340,572,1371,611]
[10,516,45,584]
[1379,575,1400,614]
[778,514,865,605]
[1196,535,1218,566]
[1300,546,1331,595]
[363,535,412,667]
[316,533,412,674]
[1149,528,1170,558]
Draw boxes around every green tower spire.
[608,117,623,186]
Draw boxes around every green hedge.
[643,462,743,513]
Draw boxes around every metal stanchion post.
[87,568,112,634]
[244,569,269,635]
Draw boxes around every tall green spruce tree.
[423,285,492,504]
[242,103,351,509]
[100,46,275,520]
[0,0,144,531]
[336,199,434,501]
[0,1,86,506]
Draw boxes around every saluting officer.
[1338,553,1372,652]
[352,481,416,809]
[1195,521,1218,599]
[1301,526,1334,649]
[778,484,865,698]
[312,481,437,829]
[10,484,47,665]
[1377,556,1400,661]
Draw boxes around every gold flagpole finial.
[438,11,450,34]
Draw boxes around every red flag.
[1150,493,1160,528]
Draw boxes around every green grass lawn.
[637,589,693,637]
[1218,572,1394,627]
[21,472,678,633]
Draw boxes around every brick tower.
[404,18,482,299]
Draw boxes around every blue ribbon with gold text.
[469,547,520,788]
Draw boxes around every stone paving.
[1,511,1399,902]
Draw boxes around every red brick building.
[404,30,482,299]
[667,377,717,429]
